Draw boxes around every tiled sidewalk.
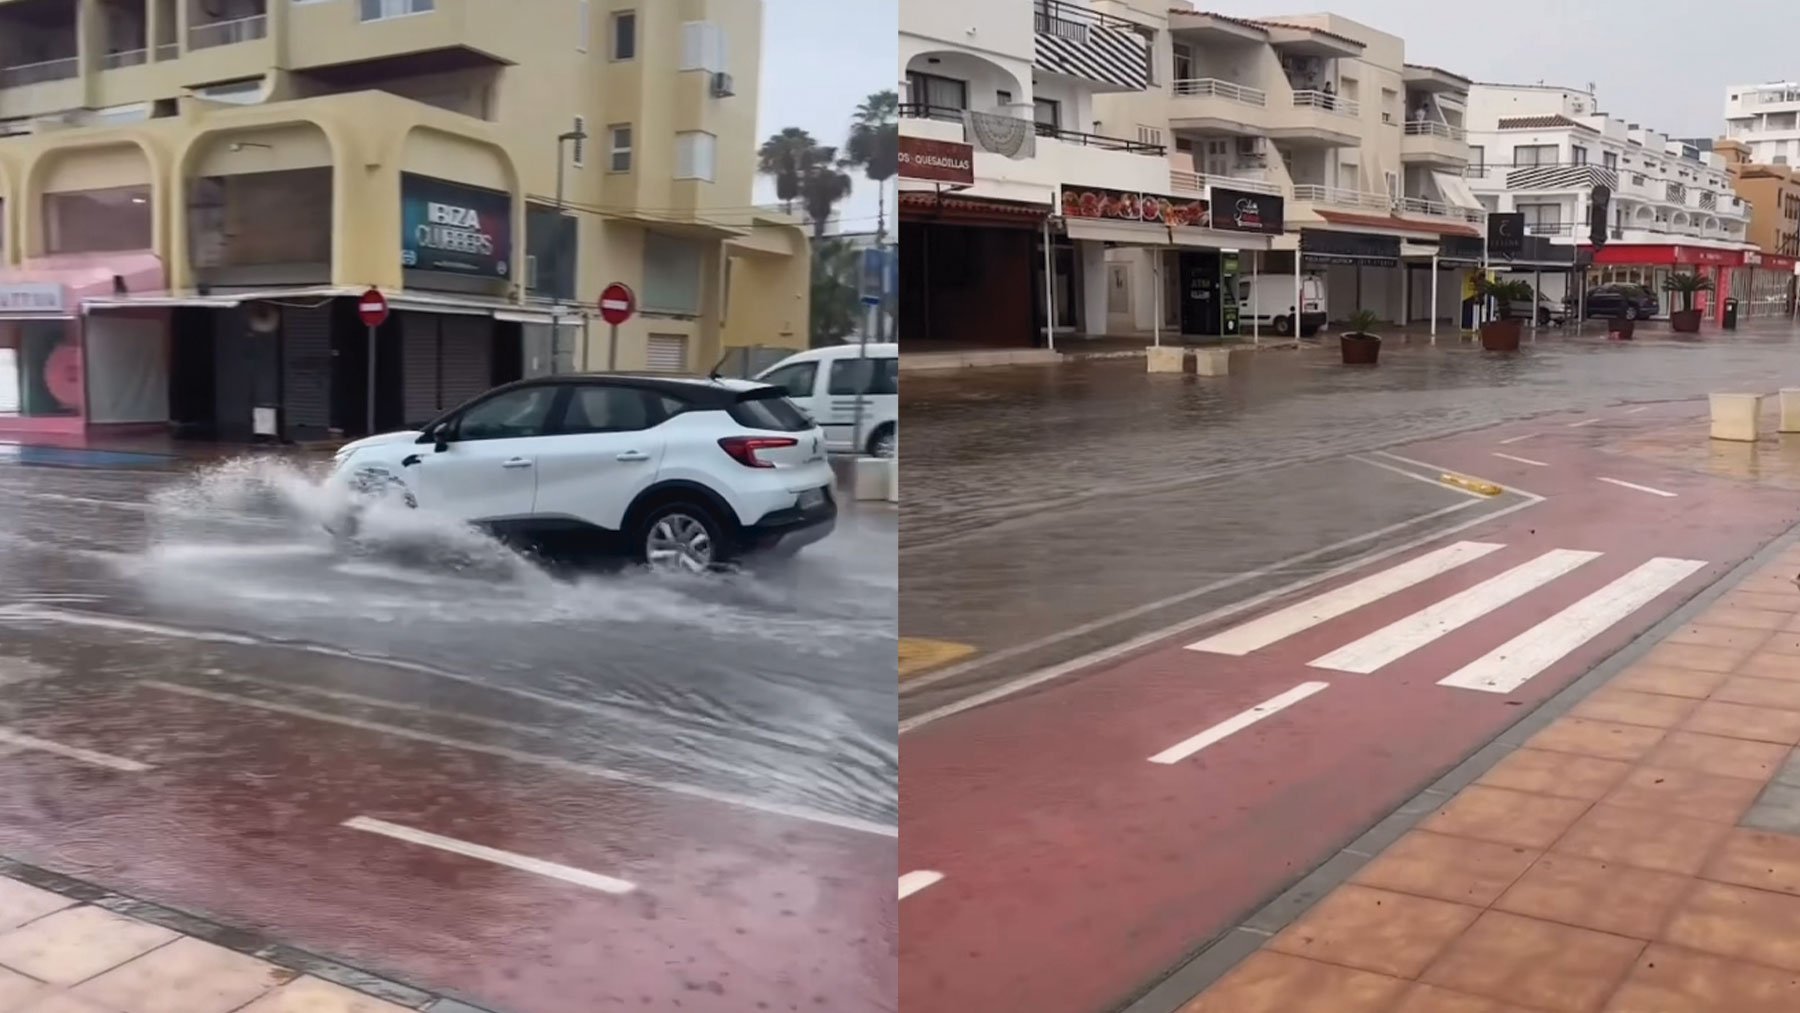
[0,878,414,1013]
[1184,540,1800,1013]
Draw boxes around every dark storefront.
[898,191,1050,349]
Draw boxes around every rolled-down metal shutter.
[281,303,332,440]
[439,314,493,410]
[400,313,440,428]
[645,334,688,373]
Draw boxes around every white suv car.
[328,375,837,570]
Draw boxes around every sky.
[1215,0,1790,139]
[754,0,899,234]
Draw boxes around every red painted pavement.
[901,404,1800,1013]
[0,677,897,1013]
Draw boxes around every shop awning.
[1432,171,1484,212]
[1062,218,1274,251]
[1300,228,1402,266]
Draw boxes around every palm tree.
[810,238,862,347]
[798,144,854,239]
[757,127,816,214]
[841,90,899,237]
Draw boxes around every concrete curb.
[1111,514,1800,1013]
[0,854,502,1012]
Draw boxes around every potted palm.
[1663,272,1713,333]
[1477,277,1531,351]
[1340,309,1381,365]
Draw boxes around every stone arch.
[22,134,163,260]
[904,48,1029,108]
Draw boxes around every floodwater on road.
[0,455,897,830]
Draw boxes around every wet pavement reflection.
[0,456,897,1013]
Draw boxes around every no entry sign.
[599,282,635,326]
[358,288,390,328]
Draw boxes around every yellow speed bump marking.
[899,638,976,681]
[1439,473,1504,496]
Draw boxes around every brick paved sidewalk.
[1182,538,1800,1013]
[0,876,431,1013]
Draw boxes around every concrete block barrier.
[1781,389,1800,433]
[1711,393,1764,442]
[1146,346,1190,373]
[1193,348,1235,377]
[853,456,895,501]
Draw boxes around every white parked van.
[1238,274,1328,337]
[755,343,898,457]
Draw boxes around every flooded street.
[0,454,897,1013]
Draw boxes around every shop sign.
[1591,244,1745,268]
[1762,253,1799,273]
[1487,212,1525,257]
[400,173,513,279]
[1209,187,1285,235]
[1675,246,1739,266]
[1299,228,1401,267]
[899,136,974,186]
[0,283,64,314]
[1060,183,1210,228]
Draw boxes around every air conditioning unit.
[711,72,735,98]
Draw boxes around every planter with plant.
[1663,271,1713,333]
[1476,277,1533,351]
[1340,309,1382,365]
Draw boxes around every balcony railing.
[1170,169,1283,196]
[1036,122,1164,155]
[189,14,267,50]
[901,102,964,124]
[1292,90,1359,118]
[101,48,148,70]
[154,42,179,61]
[1403,120,1466,141]
[1171,78,1267,106]
[1033,0,1137,35]
[1524,221,1572,236]
[1292,184,1390,210]
[0,57,78,88]
[1399,195,1484,222]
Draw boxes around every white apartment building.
[899,0,1172,349]
[1468,83,1761,317]
[1724,82,1800,165]
[1093,8,1514,335]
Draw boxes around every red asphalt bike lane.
[900,404,1800,1013]
[0,675,896,1013]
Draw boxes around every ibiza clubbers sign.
[400,173,514,279]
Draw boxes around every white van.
[1238,274,1328,337]
[755,343,898,457]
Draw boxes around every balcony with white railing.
[189,14,268,50]
[1398,194,1484,223]
[0,57,78,89]
[1169,77,1271,134]
[1400,119,1470,166]
[101,49,148,70]
[1275,91,1362,147]
[1291,184,1390,212]
[1169,168,1284,197]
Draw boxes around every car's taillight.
[718,436,798,468]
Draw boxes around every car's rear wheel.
[1274,314,1294,336]
[1537,306,1551,325]
[1624,305,1638,320]
[638,501,729,572]
[868,423,897,459]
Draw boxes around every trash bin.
[1724,297,1740,330]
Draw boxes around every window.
[645,334,689,372]
[577,0,589,52]
[611,10,635,60]
[1570,145,1587,164]
[643,232,703,314]
[828,357,898,396]
[454,386,557,441]
[1033,98,1060,132]
[1513,144,1557,167]
[675,131,717,181]
[1603,150,1618,171]
[558,386,661,433]
[729,395,812,432]
[608,124,632,172]
[1517,202,1561,229]
[1172,43,1194,81]
[906,72,967,113]
[359,0,434,21]
[1470,144,1484,173]
[571,115,585,167]
[761,362,818,399]
[680,21,728,73]
[996,89,1012,108]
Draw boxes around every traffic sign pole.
[597,282,636,371]
[358,288,391,435]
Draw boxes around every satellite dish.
[245,302,280,334]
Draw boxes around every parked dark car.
[1581,283,1660,321]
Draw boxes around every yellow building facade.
[0,0,808,440]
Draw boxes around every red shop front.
[0,253,168,438]
[1583,243,1752,323]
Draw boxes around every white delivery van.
[1237,274,1328,337]
[755,342,898,457]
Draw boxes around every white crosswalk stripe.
[1187,541,1504,656]
[1439,557,1706,693]
[1310,549,1601,674]
[1187,541,1709,698]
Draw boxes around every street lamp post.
[553,124,587,373]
